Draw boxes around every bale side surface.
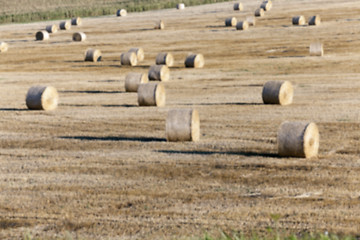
[278,122,319,158]
[125,73,148,92]
[155,53,174,67]
[166,109,200,142]
[137,83,165,107]
[148,65,170,81]
[262,81,293,105]
[85,49,101,62]
[26,86,58,111]
[184,54,204,68]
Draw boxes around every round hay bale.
[59,21,71,30]
[72,32,86,42]
[71,17,82,26]
[26,86,59,111]
[121,52,137,66]
[246,16,256,26]
[260,0,272,11]
[262,81,293,105]
[84,48,102,62]
[278,121,319,158]
[177,3,185,10]
[156,53,174,67]
[116,9,127,16]
[233,3,243,11]
[125,73,149,92]
[155,20,165,30]
[128,47,144,62]
[309,42,324,57]
[255,8,265,17]
[0,42,8,53]
[309,15,321,26]
[45,24,58,33]
[36,31,50,41]
[137,83,166,107]
[148,65,170,82]
[236,21,249,30]
[184,54,204,68]
[292,16,306,25]
[225,17,237,27]
[166,109,200,142]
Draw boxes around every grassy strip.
[0,0,232,24]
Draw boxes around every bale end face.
[262,81,293,105]
[184,54,205,68]
[0,42,8,52]
[166,109,200,142]
[277,122,319,158]
[26,86,59,111]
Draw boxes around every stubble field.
[0,0,359,239]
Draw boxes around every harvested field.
[0,0,360,239]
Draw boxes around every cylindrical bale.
[225,17,237,27]
[262,81,293,105]
[177,3,185,10]
[0,42,8,53]
[255,8,265,17]
[260,0,272,11]
[36,31,50,41]
[292,16,306,25]
[166,109,200,142]
[184,54,205,68]
[128,47,144,62]
[84,49,102,62]
[137,83,166,107]
[246,16,256,26]
[26,86,59,111]
[155,20,165,30]
[121,52,137,66]
[309,42,324,57]
[72,32,86,42]
[71,17,82,26]
[148,65,170,82]
[116,9,127,16]
[59,21,71,30]
[308,15,321,26]
[278,122,319,158]
[236,21,249,30]
[233,3,243,11]
[45,24,58,33]
[156,53,174,67]
[125,73,149,92]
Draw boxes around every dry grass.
[0,0,359,239]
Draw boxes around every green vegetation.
[0,0,232,24]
